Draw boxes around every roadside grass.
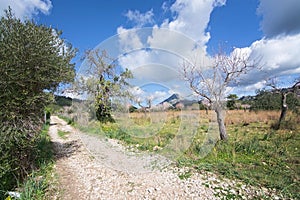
[57,130,69,139]
[183,112,300,199]
[63,110,299,199]
[5,124,58,200]
[75,114,180,151]
[16,163,56,200]
[58,115,75,125]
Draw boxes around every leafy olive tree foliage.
[183,50,259,141]
[77,50,132,123]
[0,9,76,195]
[252,90,282,110]
[252,89,299,111]
[226,94,238,110]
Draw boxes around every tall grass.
[76,115,179,151]
[185,112,300,199]
[3,124,57,200]
[225,110,279,125]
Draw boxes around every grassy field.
[185,111,299,199]
[74,109,299,199]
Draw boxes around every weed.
[178,170,192,180]
[18,163,55,200]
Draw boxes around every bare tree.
[266,78,300,129]
[200,98,211,114]
[183,50,259,140]
[138,98,152,114]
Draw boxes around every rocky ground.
[48,116,282,200]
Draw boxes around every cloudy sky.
[1,0,299,103]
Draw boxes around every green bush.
[0,122,54,199]
[0,8,75,199]
[2,124,55,200]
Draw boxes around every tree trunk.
[277,93,288,129]
[215,107,228,141]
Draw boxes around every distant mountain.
[159,94,198,107]
[160,94,180,105]
[180,99,199,106]
[239,95,255,102]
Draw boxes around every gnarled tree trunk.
[276,93,288,129]
[215,106,228,141]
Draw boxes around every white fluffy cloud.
[125,9,154,27]
[147,26,208,61]
[117,48,189,95]
[0,0,52,19]
[115,0,300,97]
[232,0,300,93]
[115,0,226,97]
[251,34,300,73]
[230,33,300,93]
[117,27,144,52]
[244,80,266,92]
[161,0,223,45]
[119,0,226,56]
[129,84,173,105]
[257,0,300,37]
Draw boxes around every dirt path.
[48,116,277,200]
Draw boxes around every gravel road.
[48,116,282,200]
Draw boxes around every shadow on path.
[52,140,81,159]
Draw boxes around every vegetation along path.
[49,116,281,199]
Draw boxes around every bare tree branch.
[182,50,260,140]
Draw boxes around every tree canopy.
[226,94,238,110]
[0,8,76,122]
[76,49,132,123]
[0,8,76,195]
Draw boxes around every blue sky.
[1,0,300,103]
[16,0,263,57]
[208,0,263,51]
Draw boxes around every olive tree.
[0,8,76,121]
[183,50,259,140]
[0,8,76,193]
[226,94,238,110]
[77,49,132,123]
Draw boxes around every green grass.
[17,163,55,200]
[184,123,300,199]
[76,116,179,151]
[58,130,69,139]
[178,170,192,180]
[58,115,74,125]
[5,124,57,200]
